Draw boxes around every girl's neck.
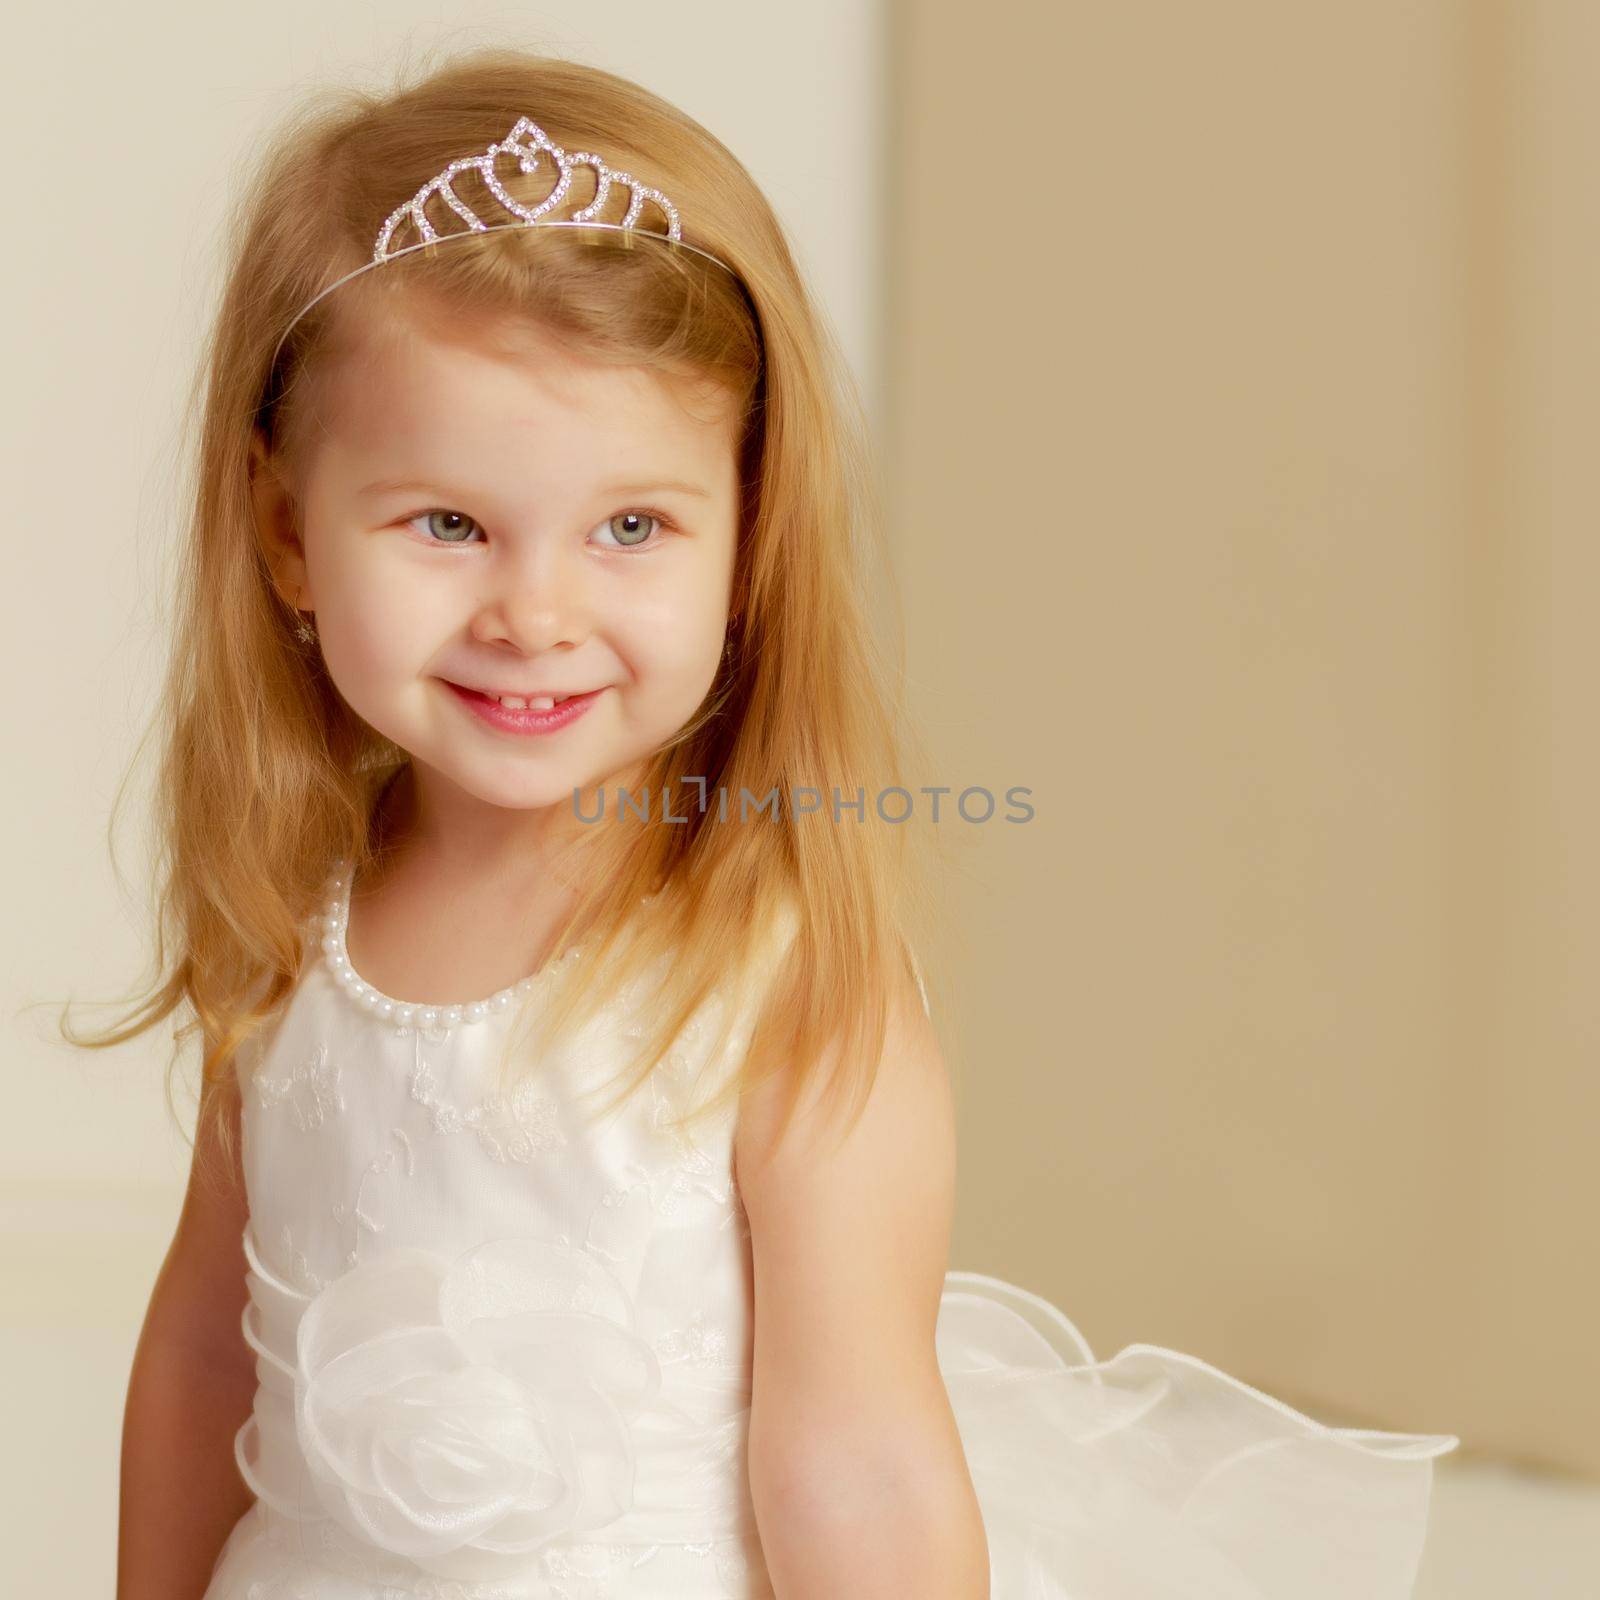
[345,772,590,1009]
[367,761,583,894]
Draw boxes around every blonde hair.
[60,44,940,1189]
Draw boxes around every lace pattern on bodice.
[226,875,789,1596]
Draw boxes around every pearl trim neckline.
[316,858,654,1036]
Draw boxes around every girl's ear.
[249,427,310,608]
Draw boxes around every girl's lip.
[453,683,585,701]
[443,680,601,735]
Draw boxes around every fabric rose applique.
[290,1236,666,1582]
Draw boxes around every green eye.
[408,510,483,545]
[597,511,660,549]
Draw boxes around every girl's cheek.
[333,557,448,652]
[313,572,431,703]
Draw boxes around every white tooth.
[490,692,569,709]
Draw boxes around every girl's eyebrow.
[357,474,712,501]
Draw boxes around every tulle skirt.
[937,1270,1458,1598]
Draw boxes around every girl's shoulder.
[741,895,929,1017]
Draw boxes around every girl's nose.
[468,545,592,655]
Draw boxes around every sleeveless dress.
[203,863,1459,1599]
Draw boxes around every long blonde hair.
[60,44,940,1187]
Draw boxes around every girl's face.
[257,307,741,840]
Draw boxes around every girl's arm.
[735,974,989,1599]
[118,1062,258,1600]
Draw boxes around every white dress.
[204,866,1459,1599]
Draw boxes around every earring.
[293,590,317,644]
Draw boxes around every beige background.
[888,0,1596,1482]
[4,0,1597,1593]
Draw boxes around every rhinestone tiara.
[267,116,736,374]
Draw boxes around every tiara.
[267,117,736,374]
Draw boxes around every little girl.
[94,46,1458,1600]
